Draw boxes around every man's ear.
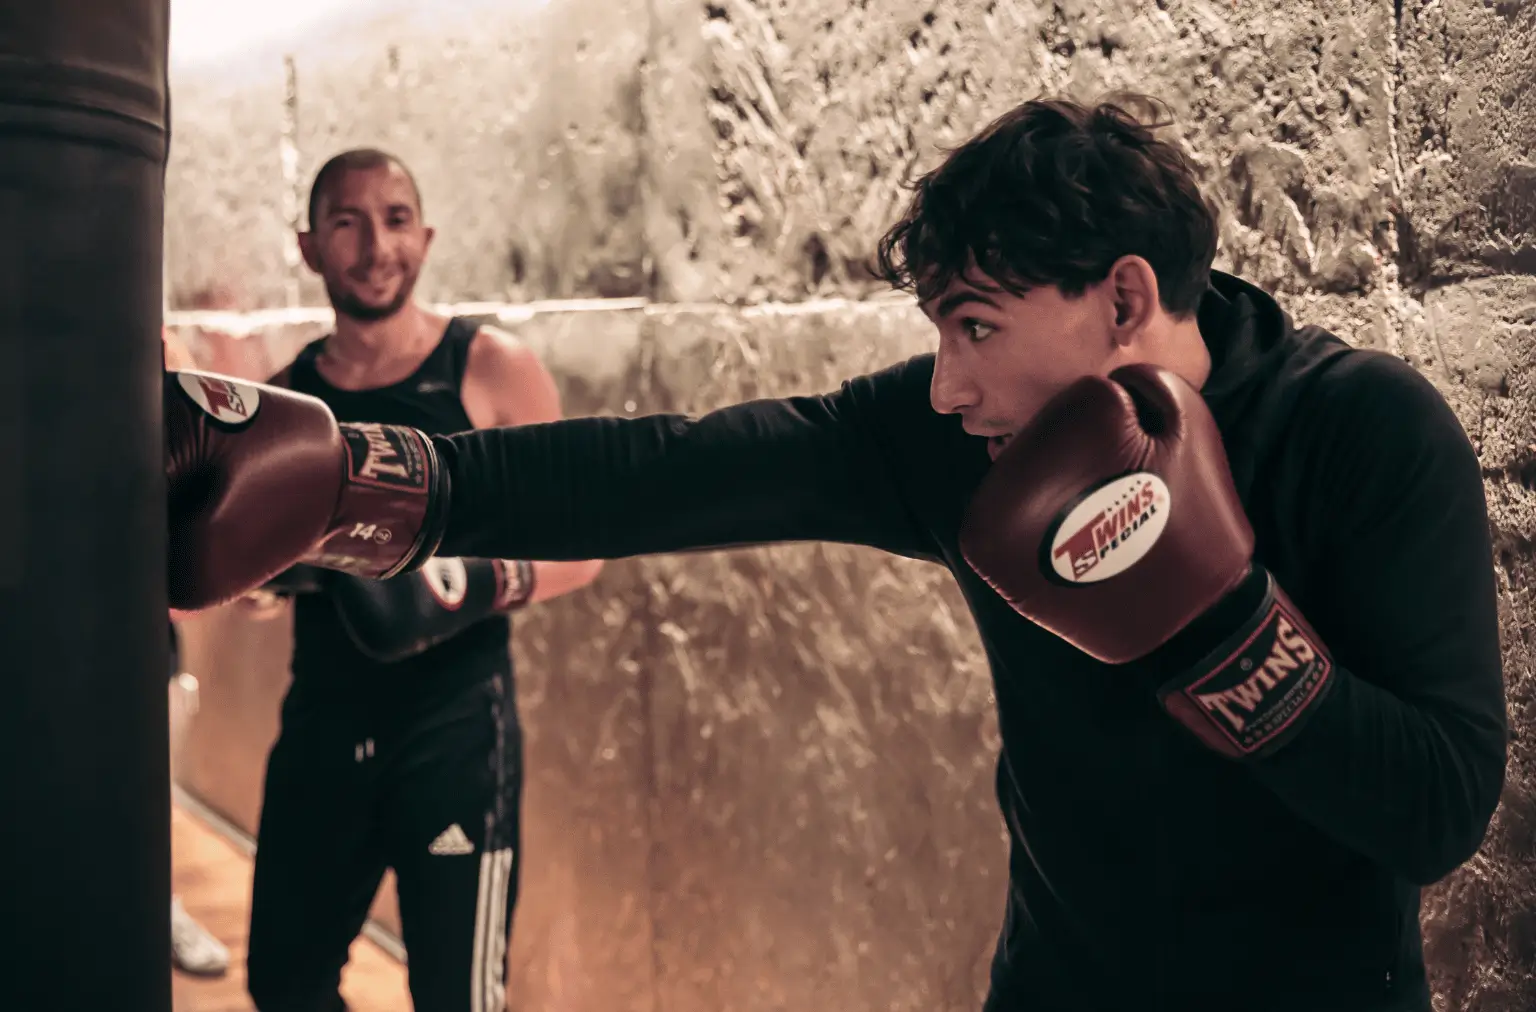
[296,231,322,275]
[1105,255,1161,349]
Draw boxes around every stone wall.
[167,1,1535,1010]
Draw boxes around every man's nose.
[355,220,385,262]
[929,345,979,416]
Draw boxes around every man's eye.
[962,319,997,342]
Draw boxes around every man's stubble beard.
[324,268,420,323]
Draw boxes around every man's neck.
[318,303,445,389]
[1152,315,1213,391]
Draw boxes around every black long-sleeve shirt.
[433,271,1507,1011]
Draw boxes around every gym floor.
[170,803,410,1011]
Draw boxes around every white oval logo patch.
[178,371,260,425]
[1048,472,1171,584]
[422,557,469,609]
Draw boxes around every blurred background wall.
[164,1,1536,1010]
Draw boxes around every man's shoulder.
[835,352,984,494]
[1288,343,1481,494]
[465,320,525,353]
[461,321,562,427]
[838,352,965,441]
[463,322,539,379]
[841,352,937,402]
[1225,272,1454,440]
[1299,344,1466,442]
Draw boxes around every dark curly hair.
[874,93,1219,317]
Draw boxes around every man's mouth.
[350,267,399,288]
[986,434,1011,459]
[350,279,402,305]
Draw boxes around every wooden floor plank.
[170,803,411,1012]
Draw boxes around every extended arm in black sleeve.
[430,358,946,565]
[1206,356,1507,884]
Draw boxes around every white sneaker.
[171,896,229,977]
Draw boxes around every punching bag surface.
[0,2,171,1010]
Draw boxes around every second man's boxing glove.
[326,557,537,663]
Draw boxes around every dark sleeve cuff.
[1146,566,1338,760]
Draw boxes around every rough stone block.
[164,67,294,311]
[640,0,725,305]
[166,1,1414,308]
[167,0,650,310]
[682,0,1398,303]
[1397,2,1536,281]
[1400,278,1536,539]
[1273,286,1404,354]
[294,0,650,305]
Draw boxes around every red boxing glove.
[958,364,1335,759]
[165,370,450,610]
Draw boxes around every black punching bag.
[0,2,171,1010]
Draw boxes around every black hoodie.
[436,271,1507,1011]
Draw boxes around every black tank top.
[285,316,513,706]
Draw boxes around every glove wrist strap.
[309,423,447,578]
[494,559,536,611]
[1153,568,1336,760]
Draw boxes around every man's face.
[924,268,1142,460]
[299,163,434,322]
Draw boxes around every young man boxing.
[230,149,602,1012]
[164,97,1506,1012]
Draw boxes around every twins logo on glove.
[959,364,1335,760]
[421,558,471,609]
[1157,579,1333,758]
[417,557,534,613]
[178,372,260,426]
[1045,472,1171,584]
